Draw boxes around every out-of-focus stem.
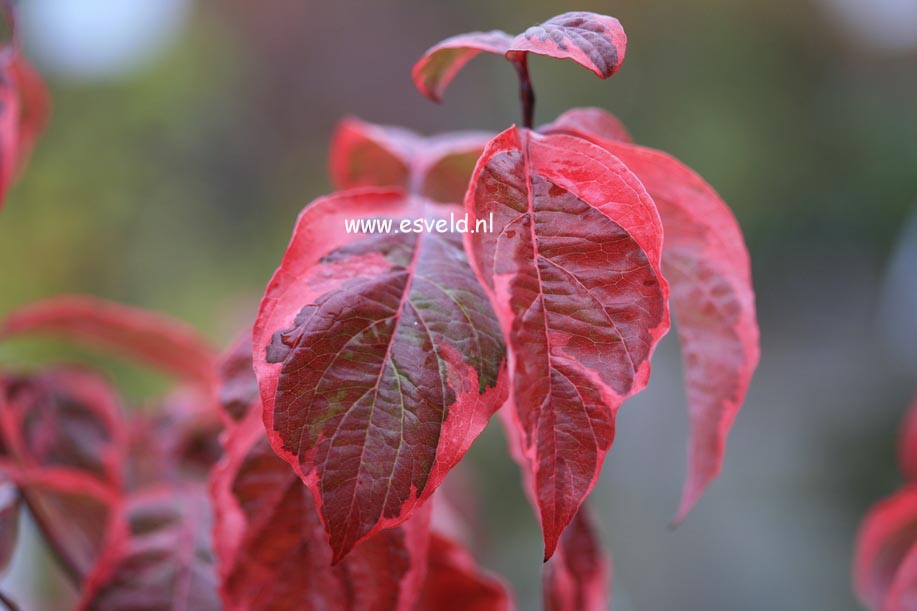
[513,55,536,129]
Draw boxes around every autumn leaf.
[0,49,50,212]
[418,531,513,611]
[126,386,223,489]
[0,62,20,209]
[538,107,632,143]
[212,409,431,611]
[854,485,917,611]
[330,117,492,203]
[505,12,626,79]
[412,12,626,103]
[76,487,220,611]
[0,295,219,391]
[253,189,507,562]
[0,368,126,581]
[466,126,668,558]
[541,108,760,522]
[543,507,609,611]
[216,332,260,423]
[411,31,514,103]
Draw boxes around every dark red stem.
[513,55,535,129]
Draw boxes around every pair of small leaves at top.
[212,402,513,611]
[0,49,50,211]
[855,395,917,611]
[412,11,627,103]
[415,8,759,533]
[0,295,224,609]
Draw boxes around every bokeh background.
[1,0,916,609]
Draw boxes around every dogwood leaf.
[76,487,220,611]
[854,485,917,611]
[217,332,259,423]
[0,295,219,391]
[411,32,514,103]
[418,531,513,611]
[412,12,626,103]
[126,387,223,488]
[0,51,49,212]
[538,107,632,143]
[541,110,760,522]
[505,12,627,79]
[253,189,507,562]
[0,368,126,580]
[9,54,50,172]
[330,117,491,203]
[212,410,430,611]
[543,507,609,611]
[0,63,19,210]
[466,126,668,558]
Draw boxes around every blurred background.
[0,0,915,608]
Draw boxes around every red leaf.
[411,31,513,103]
[466,126,669,558]
[854,485,917,610]
[412,13,626,103]
[9,54,51,173]
[0,368,126,580]
[899,395,917,481]
[253,189,507,562]
[540,113,760,521]
[505,12,627,79]
[330,117,492,203]
[330,119,416,192]
[77,487,220,611]
[0,295,218,391]
[0,51,49,212]
[127,387,223,488]
[538,107,632,144]
[421,132,495,204]
[543,507,610,611]
[0,369,126,485]
[0,63,20,210]
[211,410,430,611]
[0,477,18,573]
[887,543,917,611]
[217,332,259,423]
[418,532,514,611]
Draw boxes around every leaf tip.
[543,534,559,563]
